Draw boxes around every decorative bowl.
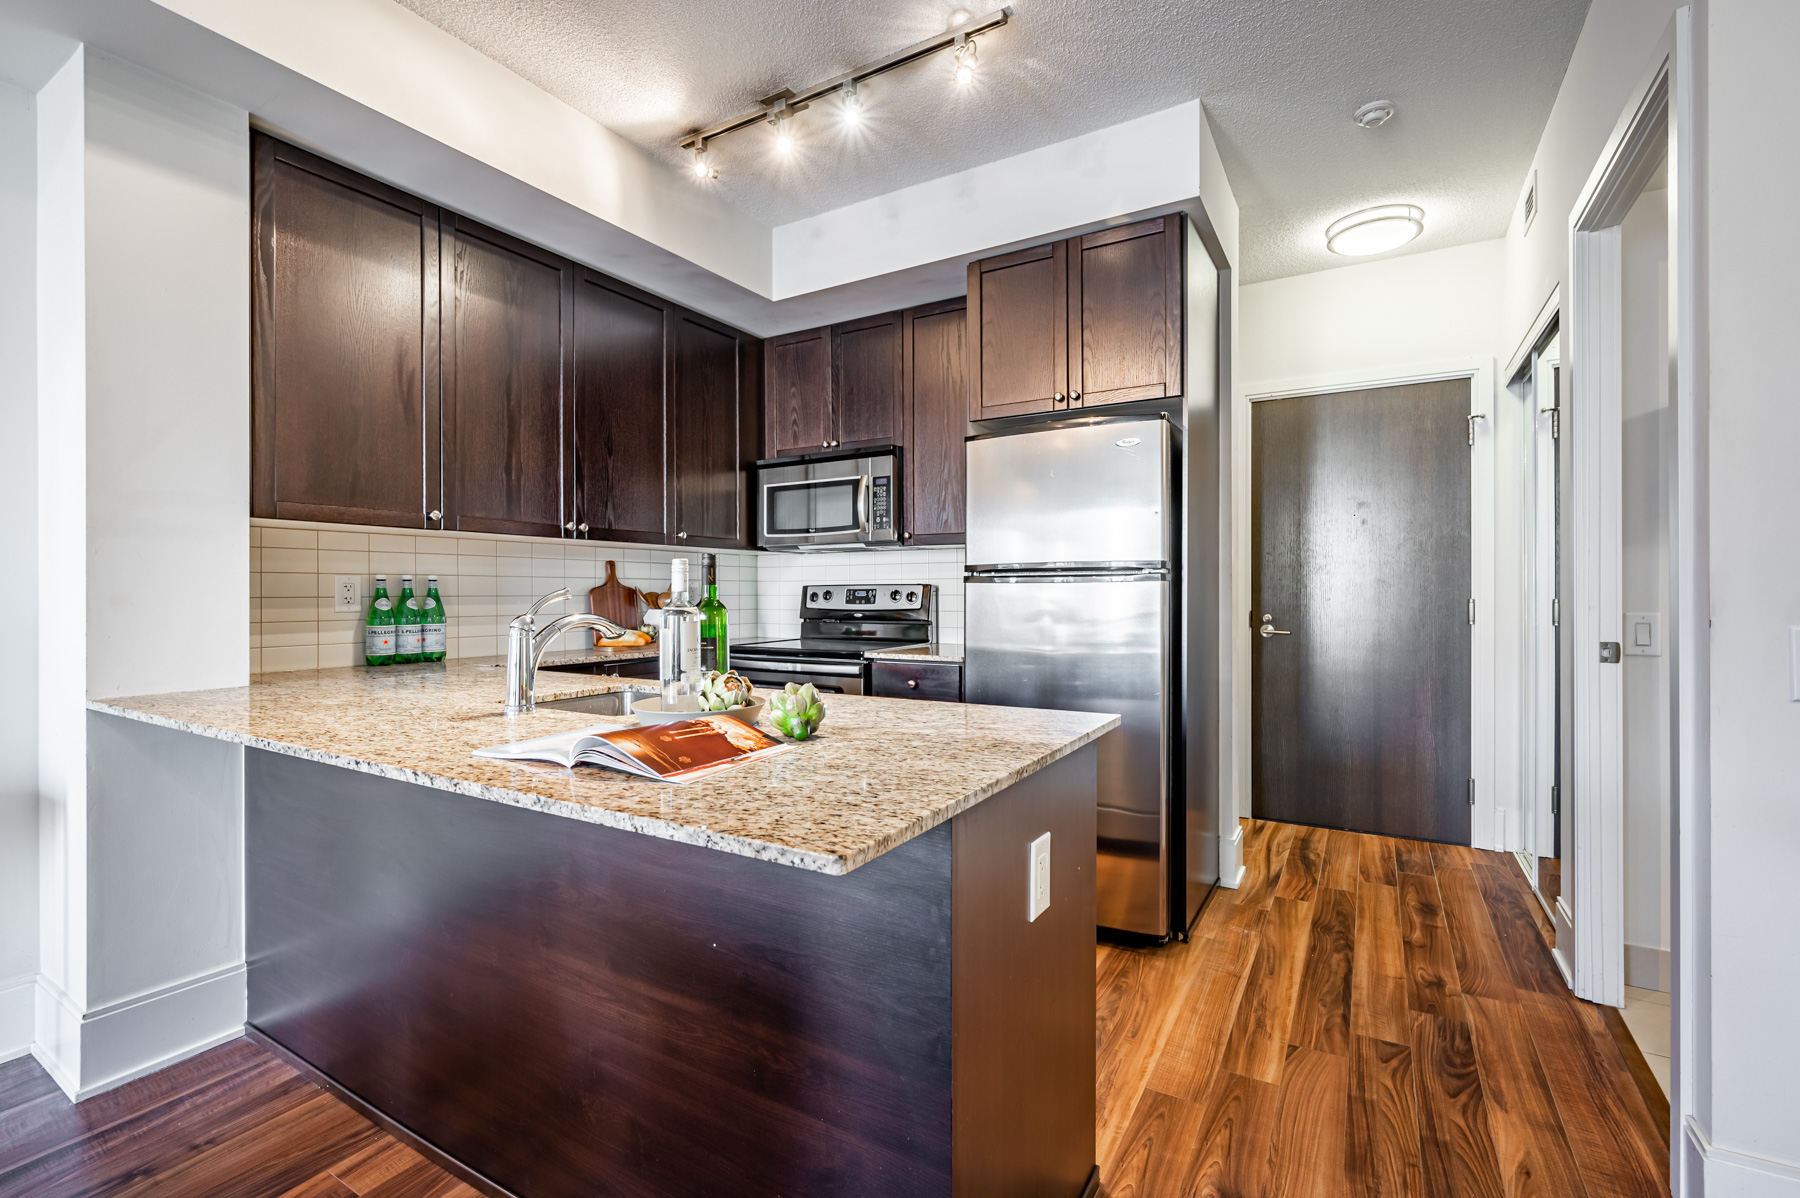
[629,694,767,728]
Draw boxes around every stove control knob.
[808,590,819,603]
[823,589,834,601]
[889,589,901,601]
[906,590,918,604]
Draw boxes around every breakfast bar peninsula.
[91,658,1116,1198]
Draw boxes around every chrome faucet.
[505,588,628,715]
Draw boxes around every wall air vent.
[1522,170,1539,235]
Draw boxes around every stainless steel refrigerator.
[965,415,1205,940]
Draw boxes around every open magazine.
[474,714,793,784]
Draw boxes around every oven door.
[757,453,899,550]
[731,656,867,696]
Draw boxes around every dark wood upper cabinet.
[903,299,968,545]
[832,312,904,450]
[252,135,441,528]
[764,327,833,457]
[1068,216,1183,409]
[671,310,745,547]
[572,273,669,542]
[440,215,571,539]
[966,242,1067,420]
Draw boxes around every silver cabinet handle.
[428,509,442,521]
[1259,613,1291,639]
[677,531,688,539]
[906,679,918,689]
[1053,392,1065,403]
[577,522,589,532]
[1070,390,1081,402]
[565,521,576,531]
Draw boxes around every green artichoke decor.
[768,682,826,741]
[697,670,755,711]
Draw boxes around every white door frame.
[1244,357,1499,849]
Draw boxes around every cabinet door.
[764,326,833,457]
[440,216,570,538]
[832,312,903,449]
[1068,215,1183,409]
[672,311,744,546]
[252,135,440,528]
[572,273,669,542]
[903,299,968,544]
[966,242,1066,419]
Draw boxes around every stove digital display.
[844,588,879,605]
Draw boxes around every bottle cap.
[375,575,387,583]
[402,575,413,583]
[427,575,438,582]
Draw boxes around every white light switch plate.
[1624,611,1661,656]
[1028,832,1051,922]
[334,575,362,614]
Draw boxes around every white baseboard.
[1687,1118,1800,1196]
[1625,942,1672,992]
[0,974,34,1062]
[34,963,247,1100]
[1221,824,1245,889]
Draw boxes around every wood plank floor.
[0,1038,477,1198]
[1099,819,1671,1198]
[0,818,1667,1197]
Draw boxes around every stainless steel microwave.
[755,449,901,550]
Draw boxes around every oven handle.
[731,658,866,678]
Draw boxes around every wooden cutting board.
[588,561,640,642]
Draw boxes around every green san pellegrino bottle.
[364,576,397,666]
[421,576,447,662]
[699,552,728,673]
[395,576,424,664]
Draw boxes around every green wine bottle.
[421,576,447,663]
[698,552,728,673]
[364,576,396,666]
[395,576,423,664]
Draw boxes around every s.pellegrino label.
[422,576,447,661]
[364,576,396,665]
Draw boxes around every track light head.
[689,142,715,179]
[841,79,863,125]
[953,34,978,86]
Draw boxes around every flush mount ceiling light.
[1353,100,1396,129]
[678,5,1012,175]
[1326,204,1425,256]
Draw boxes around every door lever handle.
[1259,613,1291,639]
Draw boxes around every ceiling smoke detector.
[1353,100,1396,129]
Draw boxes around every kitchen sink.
[537,687,658,716]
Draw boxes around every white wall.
[35,47,252,1099]
[0,77,38,1061]
[1619,184,1670,991]
[1697,0,1800,1184]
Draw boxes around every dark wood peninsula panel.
[571,272,670,543]
[902,299,968,544]
[251,133,760,548]
[252,136,440,528]
[440,215,571,539]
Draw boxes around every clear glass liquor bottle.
[421,576,447,662]
[659,558,704,710]
[698,553,728,673]
[395,576,423,663]
[364,576,397,666]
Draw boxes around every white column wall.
[0,78,39,1062]
[34,46,251,1100]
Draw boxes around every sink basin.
[537,688,657,716]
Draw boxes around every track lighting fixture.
[677,6,1012,172]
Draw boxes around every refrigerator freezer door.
[966,419,1171,569]
[966,574,1170,937]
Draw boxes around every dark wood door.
[252,135,441,528]
[966,242,1067,419]
[440,216,570,538]
[903,299,967,545]
[832,312,903,449]
[671,311,744,547]
[1252,379,1473,843]
[765,326,833,457]
[572,272,669,542]
[1068,216,1183,409]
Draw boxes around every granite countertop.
[89,653,1114,876]
[864,643,965,664]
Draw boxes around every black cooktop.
[732,637,927,662]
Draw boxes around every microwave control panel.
[870,475,892,530]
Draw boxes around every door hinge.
[1551,784,1560,818]
[1468,598,1476,625]
[1541,406,1559,438]
[1552,597,1560,626]
[1467,413,1487,446]
[1468,778,1476,806]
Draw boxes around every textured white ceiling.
[392,0,1590,283]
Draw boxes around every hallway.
[1098,819,1669,1197]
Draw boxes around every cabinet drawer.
[870,660,963,702]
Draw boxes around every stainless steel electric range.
[730,583,935,695]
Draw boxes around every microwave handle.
[856,474,871,534]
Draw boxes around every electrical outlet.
[334,575,362,614]
[1027,832,1052,922]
